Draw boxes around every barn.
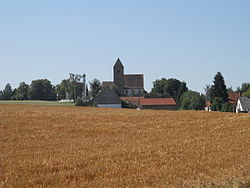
[138,98,177,110]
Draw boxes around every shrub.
[75,99,85,106]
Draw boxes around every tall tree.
[151,78,168,95]
[0,90,3,100]
[56,79,71,100]
[2,83,13,100]
[210,72,228,104]
[237,83,250,94]
[69,74,85,101]
[242,87,250,97]
[180,90,206,110]
[15,82,29,100]
[89,79,102,98]
[204,84,211,102]
[29,79,56,100]
[151,78,188,105]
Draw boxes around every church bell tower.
[113,58,124,95]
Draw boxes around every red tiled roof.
[139,98,176,106]
[120,97,144,105]
[228,92,240,103]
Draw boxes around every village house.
[236,97,250,113]
[205,91,240,112]
[93,87,122,108]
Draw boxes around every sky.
[0,0,250,93]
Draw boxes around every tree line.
[150,72,250,111]
[1,72,249,111]
[0,78,102,101]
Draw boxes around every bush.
[221,102,233,112]
[75,99,85,106]
[211,97,222,111]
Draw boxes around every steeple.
[114,58,124,68]
[113,58,124,96]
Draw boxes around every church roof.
[124,74,144,89]
[94,87,121,104]
[114,58,124,68]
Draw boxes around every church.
[102,58,144,97]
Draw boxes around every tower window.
[117,70,120,73]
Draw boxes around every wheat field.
[0,104,250,187]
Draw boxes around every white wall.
[97,104,121,108]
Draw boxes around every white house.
[236,97,250,113]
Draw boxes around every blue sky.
[0,0,250,93]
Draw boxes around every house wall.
[97,104,121,108]
[236,100,250,113]
[236,100,243,113]
[141,105,177,110]
[204,106,211,111]
[124,89,144,97]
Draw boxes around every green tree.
[242,87,250,97]
[227,86,234,92]
[69,74,85,101]
[179,90,206,110]
[221,102,233,112]
[56,79,71,100]
[211,97,223,111]
[237,83,250,94]
[0,90,3,100]
[151,78,188,105]
[89,79,102,98]
[204,84,212,103]
[15,82,29,100]
[210,72,228,111]
[11,89,17,100]
[151,78,168,95]
[2,83,13,100]
[29,79,56,100]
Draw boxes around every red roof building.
[228,92,240,104]
[138,98,177,110]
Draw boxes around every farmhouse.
[93,87,122,108]
[137,98,177,110]
[205,91,240,112]
[236,97,250,113]
[102,58,144,97]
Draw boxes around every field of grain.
[0,104,250,187]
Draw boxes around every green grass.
[0,100,75,106]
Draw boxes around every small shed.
[236,97,250,113]
[93,88,121,108]
[138,98,177,110]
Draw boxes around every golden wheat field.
[0,104,250,188]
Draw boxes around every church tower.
[113,58,124,95]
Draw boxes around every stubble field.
[0,104,250,187]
